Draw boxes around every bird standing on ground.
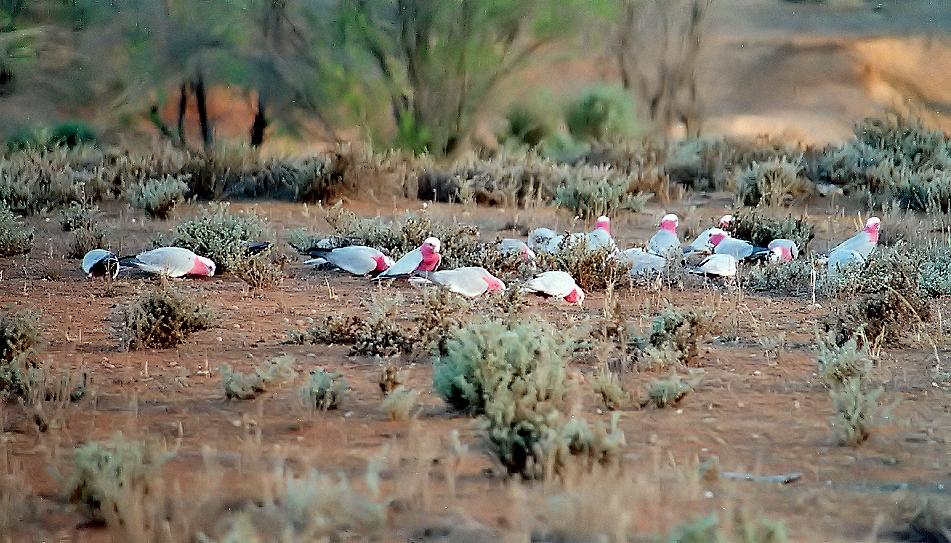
[827,217,880,273]
[376,237,441,278]
[520,271,585,306]
[409,267,506,298]
[119,247,216,278]
[649,214,681,256]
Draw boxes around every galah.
[81,249,119,279]
[119,247,215,277]
[707,228,771,262]
[376,237,441,278]
[499,239,536,262]
[520,271,585,306]
[648,213,681,256]
[586,216,617,252]
[767,238,799,260]
[616,248,667,276]
[409,267,506,298]
[528,228,558,253]
[766,246,789,263]
[686,214,733,251]
[829,217,880,259]
[304,246,393,276]
[687,253,737,278]
[827,249,865,275]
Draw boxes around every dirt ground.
[1,197,950,542]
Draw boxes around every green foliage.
[501,104,552,149]
[668,512,787,543]
[743,259,814,295]
[0,203,32,256]
[629,306,712,370]
[416,150,558,207]
[59,202,100,231]
[229,250,284,290]
[351,294,413,357]
[132,175,189,220]
[590,366,629,410]
[645,374,694,409]
[726,208,814,249]
[48,121,97,148]
[289,314,364,346]
[113,287,215,350]
[0,148,94,214]
[380,386,419,421]
[565,86,636,142]
[919,244,951,297]
[816,332,884,446]
[66,224,106,259]
[553,165,652,219]
[221,356,296,400]
[0,307,40,400]
[63,435,173,523]
[736,157,812,207]
[535,245,630,292]
[167,203,272,272]
[300,369,347,410]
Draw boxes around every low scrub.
[668,511,787,543]
[380,386,419,421]
[351,295,414,357]
[816,332,885,446]
[919,244,951,297]
[289,314,364,346]
[743,259,815,295]
[644,374,698,409]
[63,435,173,524]
[66,225,107,259]
[565,85,637,143]
[229,250,284,290]
[736,157,812,207]
[590,366,629,411]
[132,175,189,220]
[166,203,272,272]
[629,306,713,370]
[221,356,296,400]
[535,245,630,292]
[113,287,215,350]
[60,202,101,231]
[0,308,41,401]
[725,208,814,249]
[553,165,652,219]
[0,204,34,256]
[300,369,347,410]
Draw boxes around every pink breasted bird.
[520,271,585,306]
[829,217,880,259]
[767,239,798,260]
[766,246,790,263]
[586,215,617,251]
[119,247,215,278]
[377,237,441,278]
[304,246,393,276]
[686,214,734,251]
[706,228,771,262]
[649,213,681,256]
[409,267,506,298]
[499,239,537,262]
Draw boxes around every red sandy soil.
[0,197,949,542]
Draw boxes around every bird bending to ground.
[304,246,393,276]
[707,229,771,262]
[686,214,733,251]
[119,247,216,278]
[767,239,798,261]
[409,267,506,298]
[520,271,585,306]
[376,237,441,278]
[649,214,680,256]
[82,249,119,279]
[687,253,737,278]
[498,239,536,262]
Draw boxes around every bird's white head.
[864,217,881,243]
[199,256,216,276]
[422,237,441,254]
[767,246,784,263]
[660,213,679,231]
[719,214,734,228]
[595,216,611,233]
[707,227,728,247]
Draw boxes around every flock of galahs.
[80,212,881,306]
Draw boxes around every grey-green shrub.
[553,165,652,219]
[629,306,712,370]
[133,175,189,220]
[229,250,284,290]
[816,332,884,446]
[565,86,636,142]
[300,369,347,410]
[66,225,106,259]
[63,435,173,523]
[736,157,812,207]
[60,202,100,231]
[0,204,33,257]
[221,356,296,400]
[920,244,951,297]
[380,386,419,421]
[166,203,272,272]
[113,287,215,350]
[0,308,41,400]
[726,208,814,251]
[668,512,787,543]
[646,374,694,408]
[502,104,553,148]
[743,259,814,295]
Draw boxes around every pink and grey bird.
[520,271,585,306]
[766,239,797,262]
[649,214,681,256]
[376,237,441,278]
[706,228,771,262]
[687,253,737,278]
[119,247,216,278]
[81,249,119,279]
[498,239,536,262]
[409,267,506,298]
[304,246,393,276]
[686,214,733,251]
[528,227,558,253]
[586,216,616,251]
[616,248,667,276]
[826,217,880,274]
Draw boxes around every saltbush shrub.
[736,157,812,207]
[565,86,636,142]
[726,208,814,249]
[553,165,652,219]
[0,204,33,256]
[221,356,296,400]
[816,332,885,446]
[0,308,41,400]
[166,203,272,272]
[60,202,101,232]
[113,287,215,350]
[132,175,189,220]
[300,369,347,410]
[629,306,712,370]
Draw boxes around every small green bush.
[919,244,951,297]
[113,287,215,350]
[351,295,413,357]
[668,512,787,543]
[132,175,189,220]
[645,374,695,408]
[0,204,33,256]
[63,435,172,523]
[736,157,812,207]
[0,308,41,400]
[816,332,885,446]
[743,259,815,294]
[590,366,629,411]
[726,208,814,249]
[66,225,106,259]
[534,245,630,292]
[300,369,347,410]
[288,314,364,346]
[221,356,296,400]
[380,386,419,421]
[629,306,712,370]
[501,105,553,148]
[553,165,652,219]
[60,202,100,231]
[48,121,97,148]
[229,250,284,290]
[167,203,272,272]
[565,86,636,142]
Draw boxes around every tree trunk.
[193,75,212,149]
[250,94,267,148]
[177,82,188,147]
